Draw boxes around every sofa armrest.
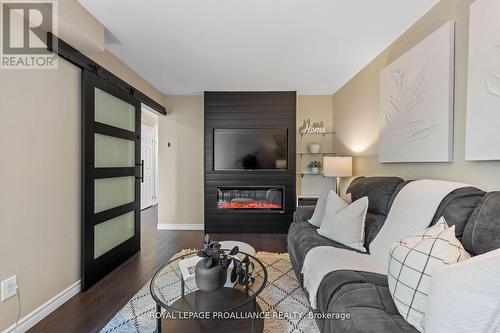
[294,206,315,223]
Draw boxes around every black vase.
[195,260,228,292]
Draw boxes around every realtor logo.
[1,0,58,69]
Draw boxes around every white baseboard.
[2,281,81,333]
[157,223,204,230]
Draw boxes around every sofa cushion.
[316,270,388,314]
[430,187,485,242]
[463,192,500,255]
[302,246,385,309]
[317,271,418,333]
[287,221,363,282]
[347,176,404,216]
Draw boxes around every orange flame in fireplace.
[218,200,281,209]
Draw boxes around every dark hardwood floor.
[29,206,288,333]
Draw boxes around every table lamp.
[323,156,353,195]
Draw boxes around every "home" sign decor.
[298,119,327,135]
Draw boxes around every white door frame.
[141,107,159,210]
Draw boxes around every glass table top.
[150,250,268,313]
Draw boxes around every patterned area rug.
[100,251,319,333]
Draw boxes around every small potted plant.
[308,160,321,174]
[195,235,255,292]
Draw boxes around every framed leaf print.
[465,0,500,161]
[379,22,455,163]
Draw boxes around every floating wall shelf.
[297,172,324,178]
[297,131,336,137]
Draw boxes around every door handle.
[137,160,144,183]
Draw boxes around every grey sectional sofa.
[288,177,500,333]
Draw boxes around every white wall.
[0,2,166,330]
[158,96,204,228]
[0,59,80,332]
[333,0,500,191]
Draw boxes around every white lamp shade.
[323,156,352,177]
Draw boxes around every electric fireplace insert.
[216,186,285,212]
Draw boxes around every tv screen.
[214,129,288,170]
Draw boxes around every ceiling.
[79,0,439,95]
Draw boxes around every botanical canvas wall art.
[379,22,455,163]
[465,0,500,161]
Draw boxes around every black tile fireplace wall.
[204,92,296,233]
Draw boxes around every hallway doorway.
[141,106,159,210]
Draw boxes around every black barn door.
[81,70,141,290]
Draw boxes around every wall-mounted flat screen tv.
[214,128,288,171]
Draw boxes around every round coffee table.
[219,241,256,256]
[150,250,267,333]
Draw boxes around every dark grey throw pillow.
[430,187,485,242]
[463,192,500,255]
[347,176,404,216]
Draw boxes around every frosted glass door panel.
[95,134,135,167]
[95,176,135,213]
[82,70,141,290]
[95,88,136,131]
[94,211,135,259]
